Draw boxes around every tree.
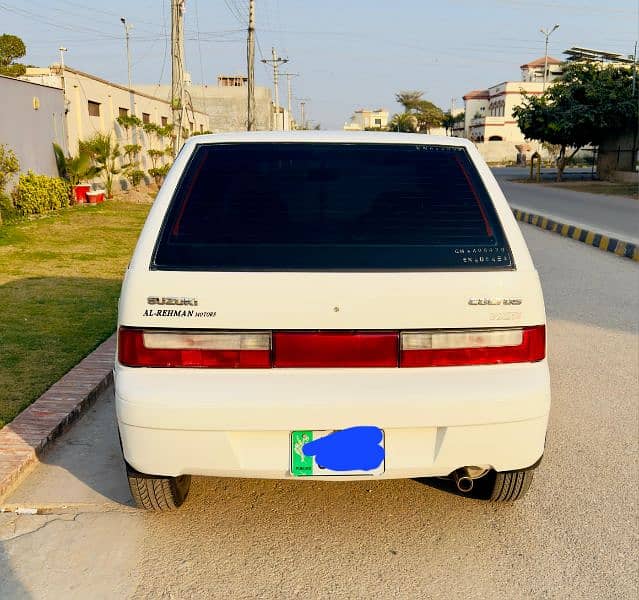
[53,143,100,187]
[414,100,444,133]
[394,90,445,133]
[80,133,121,198]
[395,91,424,112]
[513,62,638,180]
[0,34,27,78]
[442,112,456,136]
[388,112,418,133]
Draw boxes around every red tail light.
[273,332,398,368]
[400,325,545,367]
[118,326,545,368]
[118,328,271,368]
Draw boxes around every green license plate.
[290,429,385,477]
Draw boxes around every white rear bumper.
[115,361,550,478]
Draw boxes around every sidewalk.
[0,335,115,501]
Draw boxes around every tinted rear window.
[153,143,513,271]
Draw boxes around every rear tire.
[125,463,191,510]
[488,469,534,502]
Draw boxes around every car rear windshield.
[153,142,513,271]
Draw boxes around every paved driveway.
[1,224,638,599]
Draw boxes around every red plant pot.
[86,191,99,204]
[74,184,91,203]
[95,191,105,203]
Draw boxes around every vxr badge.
[468,298,522,306]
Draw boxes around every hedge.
[12,171,71,216]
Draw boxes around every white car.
[115,132,550,510]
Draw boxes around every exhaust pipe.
[452,467,474,493]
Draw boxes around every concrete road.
[1,225,638,600]
[492,168,639,245]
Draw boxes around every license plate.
[290,428,385,477]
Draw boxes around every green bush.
[12,171,71,216]
[148,163,171,185]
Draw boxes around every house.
[459,56,563,162]
[134,75,277,132]
[344,108,389,131]
[21,65,210,167]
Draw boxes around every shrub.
[0,143,19,196]
[0,143,19,224]
[12,171,71,216]
[148,163,171,186]
[124,168,145,188]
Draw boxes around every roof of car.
[183,130,474,149]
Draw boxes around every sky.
[1,0,637,128]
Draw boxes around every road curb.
[0,335,115,502]
[512,208,639,262]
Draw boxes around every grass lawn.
[0,200,151,427]
[514,179,638,199]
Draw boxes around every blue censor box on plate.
[302,426,385,472]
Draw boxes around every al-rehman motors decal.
[143,297,215,318]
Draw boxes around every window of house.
[189,122,194,132]
[200,124,204,133]
[161,116,168,126]
[119,107,128,118]
[88,101,100,117]
[374,118,382,126]
[142,112,151,124]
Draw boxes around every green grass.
[0,201,151,427]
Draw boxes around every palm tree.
[395,91,424,112]
[388,112,418,133]
[81,133,121,198]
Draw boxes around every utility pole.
[58,47,69,154]
[632,41,637,96]
[246,0,256,130]
[121,17,136,144]
[261,47,288,130]
[172,0,186,155]
[298,98,310,130]
[281,72,299,129]
[540,24,559,93]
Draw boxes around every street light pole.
[281,72,299,129]
[540,24,559,93]
[121,17,136,144]
[58,46,67,70]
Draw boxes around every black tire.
[488,469,534,502]
[125,463,191,510]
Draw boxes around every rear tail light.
[400,325,545,367]
[273,332,398,368]
[118,325,545,368]
[118,328,271,368]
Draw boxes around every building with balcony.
[459,56,563,162]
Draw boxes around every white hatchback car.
[115,132,550,510]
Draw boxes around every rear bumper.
[115,361,551,478]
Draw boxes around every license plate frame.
[290,429,385,477]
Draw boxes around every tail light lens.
[118,325,545,368]
[273,332,398,368]
[400,325,545,367]
[118,328,271,368]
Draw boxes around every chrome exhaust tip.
[452,467,474,493]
